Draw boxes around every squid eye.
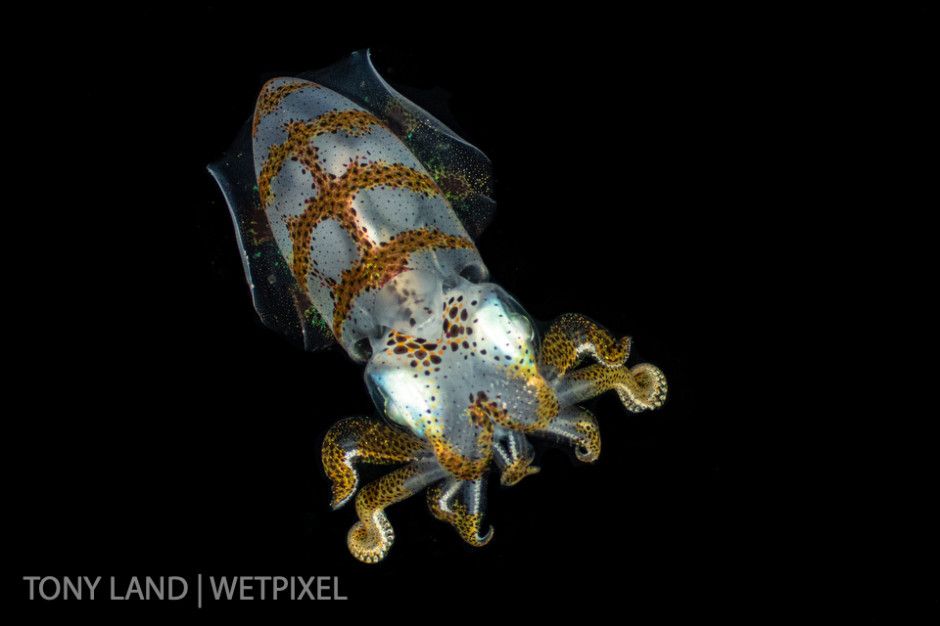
[508,312,534,342]
[383,395,410,430]
[490,287,538,347]
[352,338,373,361]
[366,376,399,424]
[365,370,429,438]
[459,263,486,284]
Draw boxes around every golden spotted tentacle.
[348,460,445,563]
[497,457,540,486]
[427,479,493,547]
[539,313,632,375]
[562,362,668,412]
[321,416,424,510]
[537,406,603,462]
[493,430,540,486]
[617,363,668,411]
[422,391,496,483]
[348,465,416,563]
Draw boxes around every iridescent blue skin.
[209,50,668,563]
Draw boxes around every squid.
[208,50,667,563]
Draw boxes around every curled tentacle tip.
[616,364,668,412]
[635,364,668,409]
[352,552,387,564]
[348,521,393,564]
[469,525,494,547]
[499,464,540,486]
[575,448,599,463]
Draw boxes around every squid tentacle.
[540,313,667,413]
[348,459,445,563]
[539,312,632,375]
[532,405,602,463]
[561,362,668,412]
[427,478,493,547]
[492,428,540,485]
[617,363,668,412]
[321,415,425,510]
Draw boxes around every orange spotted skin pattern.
[250,76,482,357]
[216,52,668,563]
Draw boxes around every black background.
[9,5,834,619]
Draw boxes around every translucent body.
[209,50,668,563]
